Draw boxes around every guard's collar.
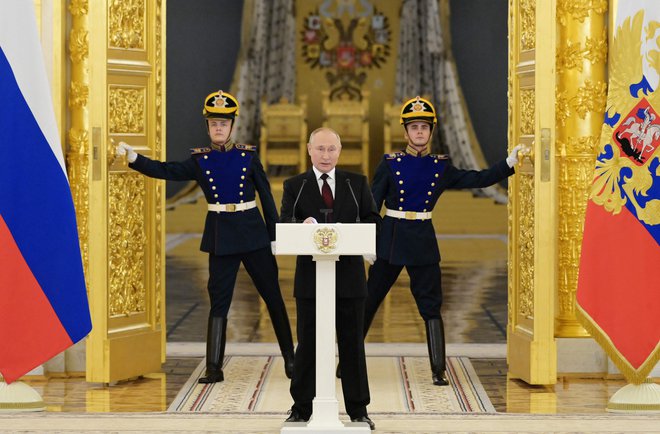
[405,144,430,157]
[211,140,235,152]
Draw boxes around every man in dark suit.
[115,90,294,383]
[364,96,522,386]
[280,127,380,430]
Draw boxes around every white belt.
[385,208,432,221]
[208,201,256,213]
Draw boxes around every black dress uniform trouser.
[290,297,370,420]
[208,246,285,317]
[364,258,443,326]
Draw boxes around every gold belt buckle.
[404,211,416,220]
[225,203,236,212]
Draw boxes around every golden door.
[507,0,558,385]
[62,0,167,383]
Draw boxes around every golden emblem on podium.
[313,227,338,253]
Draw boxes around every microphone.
[345,178,360,223]
[291,179,307,223]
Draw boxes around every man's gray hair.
[308,127,341,145]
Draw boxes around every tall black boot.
[268,304,295,379]
[425,318,449,386]
[199,316,227,384]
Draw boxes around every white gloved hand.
[271,241,276,255]
[363,254,376,265]
[116,141,138,163]
[506,144,524,168]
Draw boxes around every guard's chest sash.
[195,149,254,203]
[386,155,448,212]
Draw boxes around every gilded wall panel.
[520,0,535,51]
[154,0,163,324]
[520,89,535,136]
[518,174,535,319]
[66,0,90,283]
[109,0,145,50]
[108,173,147,316]
[109,87,145,134]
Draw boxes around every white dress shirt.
[312,166,336,198]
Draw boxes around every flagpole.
[0,376,46,412]
[607,379,660,413]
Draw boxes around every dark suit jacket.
[129,147,278,255]
[280,169,381,299]
[372,156,514,266]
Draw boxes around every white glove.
[506,144,524,168]
[363,254,376,265]
[271,241,276,255]
[116,141,138,163]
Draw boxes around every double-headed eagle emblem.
[313,227,339,253]
[592,10,660,226]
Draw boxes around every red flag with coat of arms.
[577,1,660,384]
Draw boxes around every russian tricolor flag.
[0,2,91,384]
[577,1,660,384]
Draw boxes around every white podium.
[276,223,375,433]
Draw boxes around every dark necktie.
[320,173,334,221]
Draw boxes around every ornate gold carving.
[69,28,89,63]
[572,79,607,119]
[556,88,571,127]
[108,173,147,316]
[557,137,597,323]
[584,31,608,65]
[154,0,164,324]
[109,0,145,49]
[520,0,535,51]
[557,40,585,74]
[67,0,90,286]
[313,227,339,253]
[520,89,535,136]
[518,175,535,318]
[109,88,145,134]
[69,0,88,16]
[557,0,608,26]
[69,82,89,109]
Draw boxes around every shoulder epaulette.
[190,147,212,155]
[385,152,405,160]
[236,143,257,152]
[430,154,449,160]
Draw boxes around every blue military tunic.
[129,141,278,255]
[371,145,514,266]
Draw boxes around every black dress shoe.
[351,415,375,430]
[198,368,224,384]
[285,409,308,423]
[335,362,341,378]
[432,371,449,386]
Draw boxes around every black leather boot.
[425,318,449,386]
[199,316,227,383]
[268,304,295,379]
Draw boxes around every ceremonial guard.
[116,90,295,383]
[363,96,522,385]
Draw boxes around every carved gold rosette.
[555,0,607,336]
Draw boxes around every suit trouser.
[364,258,442,326]
[290,297,370,420]
[208,246,285,317]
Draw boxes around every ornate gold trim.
[66,0,90,284]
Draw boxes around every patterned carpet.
[168,355,494,414]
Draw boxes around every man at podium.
[280,127,380,430]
